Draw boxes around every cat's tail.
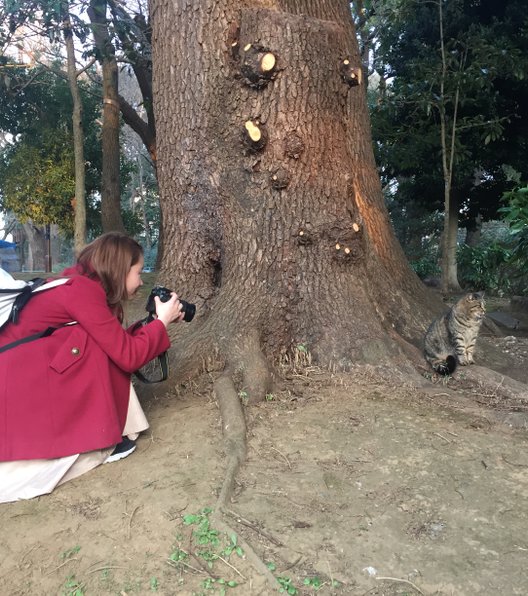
[432,355,457,376]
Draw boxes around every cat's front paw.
[458,356,470,366]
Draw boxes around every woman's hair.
[76,232,143,320]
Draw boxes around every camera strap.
[133,350,169,384]
[131,315,170,384]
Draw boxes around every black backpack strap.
[0,326,59,354]
[9,278,47,324]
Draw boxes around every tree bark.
[465,211,482,247]
[22,223,46,272]
[438,0,462,294]
[444,190,461,291]
[63,9,87,254]
[88,0,126,233]
[151,0,438,393]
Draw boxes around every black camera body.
[145,286,196,322]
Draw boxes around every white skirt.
[0,384,148,504]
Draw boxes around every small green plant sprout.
[62,574,85,596]
[169,547,189,563]
[150,576,159,591]
[201,577,239,593]
[304,576,323,590]
[238,390,249,404]
[265,393,275,401]
[60,545,81,560]
[266,561,277,571]
[183,507,220,547]
[277,576,299,595]
[221,534,244,558]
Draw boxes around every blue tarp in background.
[0,239,20,272]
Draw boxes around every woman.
[0,233,184,503]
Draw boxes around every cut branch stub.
[332,237,363,262]
[327,221,365,263]
[296,228,312,246]
[270,168,291,190]
[243,119,268,152]
[240,43,278,89]
[340,59,362,87]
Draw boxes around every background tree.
[88,0,125,232]
[1,0,157,240]
[364,0,528,290]
[151,0,440,398]
[0,61,103,266]
[62,3,90,253]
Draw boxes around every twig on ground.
[43,558,79,576]
[213,514,279,589]
[270,446,292,469]
[191,552,220,579]
[127,505,141,539]
[433,432,450,443]
[86,565,127,574]
[166,557,204,575]
[20,544,40,564]
[280,555,303,573]
[216,554,246,579]
[376,576,425,594]
[502,454,528,468]
[224,509,284,547]
[326,560,334,589]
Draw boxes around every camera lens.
[180,300,196,322]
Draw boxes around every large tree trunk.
[151,0,438,394]
[89,0,126,233]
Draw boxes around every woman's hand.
[154,294,184,327]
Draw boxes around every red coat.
[0,273,170,461]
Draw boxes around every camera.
[145,286,196,322]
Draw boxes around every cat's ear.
[471,291,484,300]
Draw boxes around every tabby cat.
[424,292,486,375]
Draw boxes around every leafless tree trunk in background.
[63,7,87,254]
[22,223,46,271]
[438,0,462,293]
[89,0,126,233]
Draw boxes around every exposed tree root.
[213,373,247,504]
[212,369,279,592]
[420,364,528,429]
[460,365,528,400]
[232,329,272,404]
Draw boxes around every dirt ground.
[1,292,528,596]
